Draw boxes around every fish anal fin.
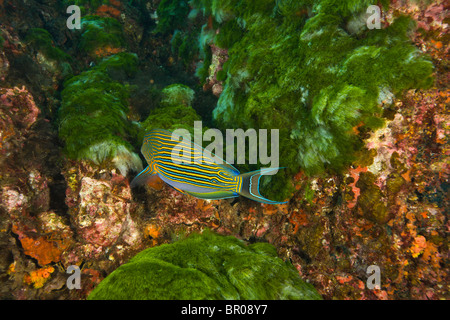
[185,190,239,200]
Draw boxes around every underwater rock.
[0,51,9,80]
[63,162,143,260]
[0,86,40,160]
[0,187,28,215]
[88,230,322,300]
[355,171,389,224]
[203,43,228,97]
[1,24,68,115]
[0,26,26,58]
[146,186,220,238]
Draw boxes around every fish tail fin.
[130,166,157,188]
[238,167,288,204]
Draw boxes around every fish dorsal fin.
[219,162,240,175]
[148,128,240,174]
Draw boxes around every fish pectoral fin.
[184,190,239,200]
[238,168,288,204]
[130,166,158,188]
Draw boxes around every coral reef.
[0,0,447,302]
[88,230,322,300]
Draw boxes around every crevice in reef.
[48,172,69,217]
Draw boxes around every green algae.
[26,28,72,63]
[170,30,200,67]
[155,0,191,35]
[195,25,215,84]
[88,230,322,300]
[214,19,244,49]
[58,53,142,174]
[137,83,205,145]
[79,15,125,57]
[95,52,139,76]
[187,0,434,200]
[161,83,195,107]
[140,104,202,141]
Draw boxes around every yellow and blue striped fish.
[130,129,287,204]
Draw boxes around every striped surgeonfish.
[130,129,287,204]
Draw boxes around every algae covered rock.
[139,84,201,141]
[160,83,195,108]
[88,231,322,300]
[25,28,72,66]
[58,53,142,176]
[79,15,125,58]
[140,104,201,138]
[189,0,434,200]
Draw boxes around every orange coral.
[289,209,308,234]
[96,5,121,18]
[144,224,161,246]
[410,235,427,258]
[347,166,368,209]
[109,0,123,7]
[12,223,71,266]
[24,266,55,289]
[20,236,69,265]
[422,242,441,270]
[7,262,15,275]
[262,203,288,215]
[144,224,160,239]
[196,199,217,212]
[401,169,412,182]
[336,274,353,284]
[93,46,124,58]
